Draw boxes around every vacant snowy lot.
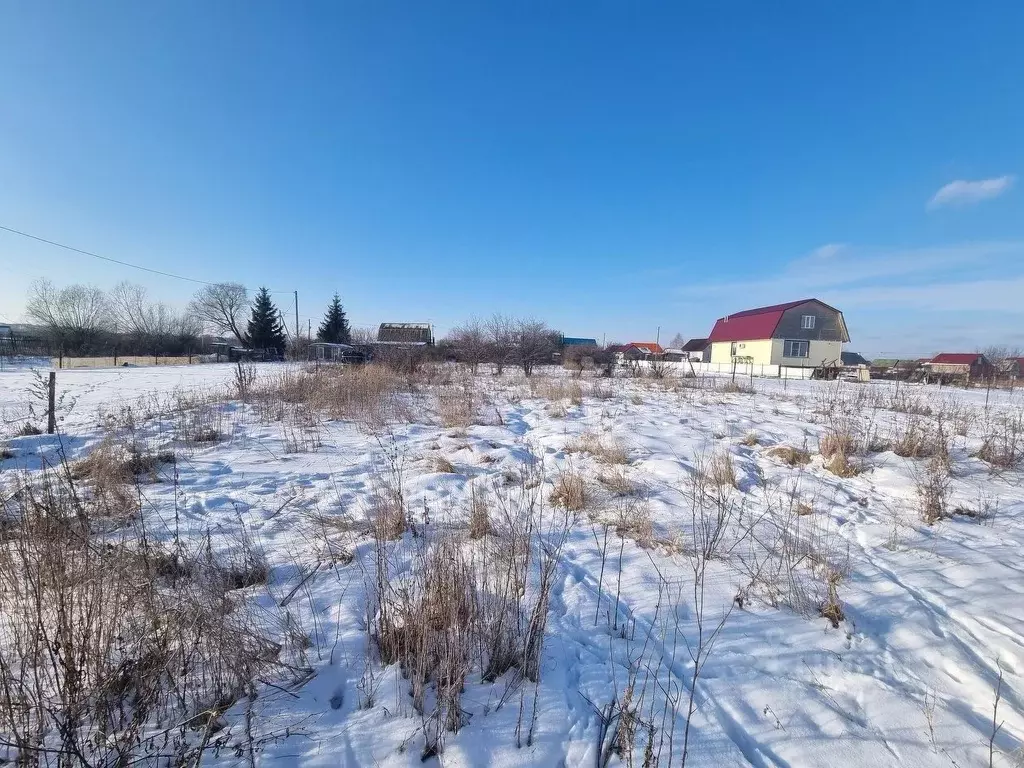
[1,361,1022,767]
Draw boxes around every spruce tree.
[317,294,351,343]
[246,287,287,353]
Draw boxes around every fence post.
[47,371,56,434]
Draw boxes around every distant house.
[562,336,598,348]
[620,342,664,361]
[708,299,849,368]
[377,323,434,346]
[0,324,15,356]
[925,353,993,380]
[680,337,711,363]
[841,351,870,367]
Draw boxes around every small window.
[784,340,809,358]
[801,315,816,330]
[730,342,738,357]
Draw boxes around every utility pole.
[308,318,311,340]
[656,326,660,346]
[294,291,299,341]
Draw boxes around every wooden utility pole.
[47,372,56,434]
[294,291,299,342]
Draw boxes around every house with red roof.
[707,299,850,368]
[618,342,665,361]
[924,353,993,380]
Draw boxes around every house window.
[730,342,738,357]
[784,340,809,358]
[801,315,816,330]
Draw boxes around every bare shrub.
[366,472,573,758]
[741,431,759,447]
[915,455,952,524]
[15,423,42,437]
[0,467,285,767]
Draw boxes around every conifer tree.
[246,287,287,353]
[317,294,351,343]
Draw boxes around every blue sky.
[1,2,1021,357]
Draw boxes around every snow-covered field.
[1,361,1023,766]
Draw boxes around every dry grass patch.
[597,466,639,497]
[704,450,739,488]
[976,411,1024,470]
[550,470,588,511]
[468,487,492,539]
[766,444,812,467]
[741,431,760,447]
[820,428,861,478]
[614,497,654,548]
[565,431,630,465]
[431,454,457,474]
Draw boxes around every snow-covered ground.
[1,362,1023,766]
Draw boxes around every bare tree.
[25,278,111,353]
[111,282,202,353]
[512,318,559,376]
[485,314,515,374]
[188,282,249,344]
[349,326,378,345]
[447,318,489,374]
[669,333,686,349]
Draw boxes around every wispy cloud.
[927,175,1014,209]
[675,241,1024,305]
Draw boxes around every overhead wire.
[0,224,294,294]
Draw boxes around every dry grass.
[597,466,639,497]
[915,455,951,524]
[565,431,630,465]
[614,497,654,548]
[976,410,1024,470]
[468,486,492,539]
[890,417,942,459]
[766,444,812,467]
[550,470,588,511]
[705,450,739,488]
[436,382,480,430]
[0,465,286,766]
[820,427,861,477]
[741,431,760,447]
[431,454,457,474]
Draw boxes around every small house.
[925,353,993,381]
[708,299,849,368]
[620,342,664,361]
[377,323,434,346]
[841,351,870,367]
[679,338,711,362]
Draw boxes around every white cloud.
[927,175,1015,209]
[808,243,846,260]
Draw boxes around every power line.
[0,223,294,294]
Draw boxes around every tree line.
[22,279,354,357]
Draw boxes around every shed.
[377,323,434,346]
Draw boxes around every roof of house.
[841,351,870,366]
[708,299,843,343]
[929,353,988,365]
[680,337,709,352]
[625,342,664,355]
[377,323,433,344]
[562,337,598,347]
